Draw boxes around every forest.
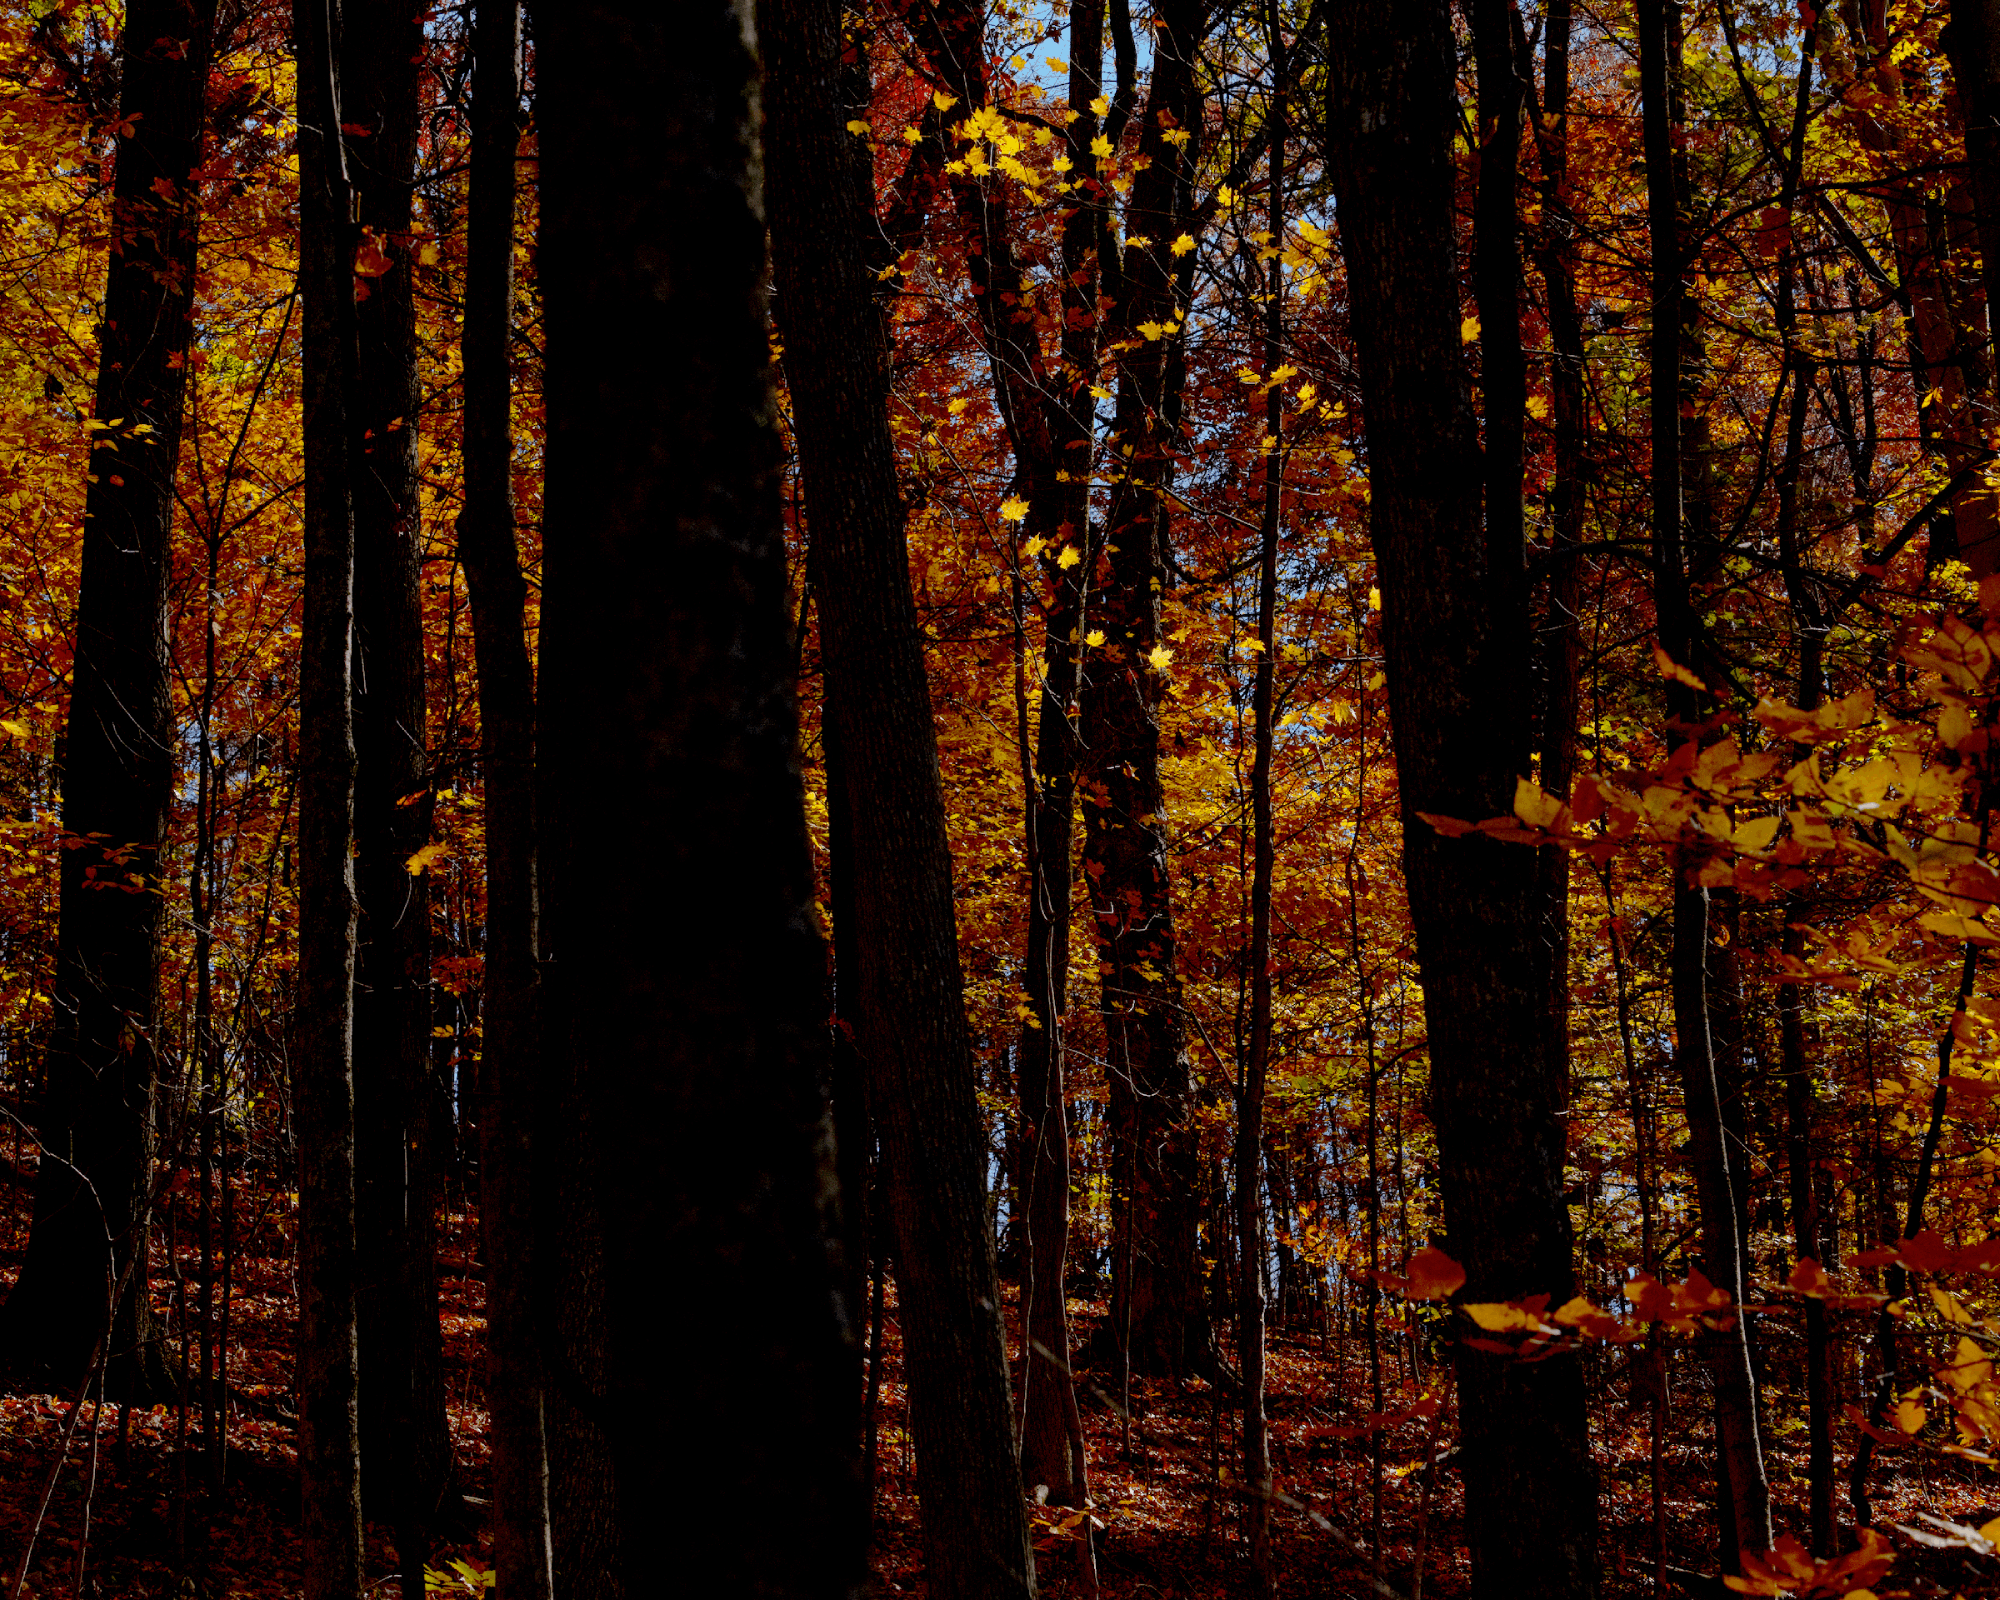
[10,0,2000,1596]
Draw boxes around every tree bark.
[1080,0,1212,1384]
[1638,0,1772,1568]
[1236,26,1284,1586]
[295,0,366,1593]
[342,3,453,1578]
[1324,5,1598,1595]
[537,3,868,1596]
[1525,0,1585,1141]
[894,0,1099,1489]
[1012,0,1102,1512]
[760,3,1039,1596]
[1,0,217,1397]
[457,2,552,1594]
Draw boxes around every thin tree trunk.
[1236,32,1284,1587]
[1764,15,1837,1551]
[537,4,867,1596]
[1324,5,1597,1595]
[1,0,217,1398]
[760,2,1038,1594]
[342,6,452,1581]
[295,0,365,1592]
[457,2,551,1593]
[1524,0,1584,1115]
[1638,0,1771,1568]
[1080,0,1213,1383]
[899,0,1100,1496]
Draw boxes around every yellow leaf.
[0,720,26,738]
[1464,1302,1541,1332]
[1146,645,1173,671]
[1949,1336,1994,1392]
[1085,629,1106,648]
[1513,777,1569,833]
[1895,1397,1928,1434]
[1170,232,1196,256]
[1652,644,1705,690]
[1460,315,1480,343]
[405,842,447,876]
[1930,1284,1973,1324]
[1089,94,1110,116]
[1731,815,1781,853]
[933,90,958,111]
[1527,395,1550,420]
[846,119,871,135]
[999,496,1029,522]
[1091,134,1113,158]
[1919,910,2000,945]
[1368,586,1381,612]
[1056,545,1081,569]
[1137,320,1166,340]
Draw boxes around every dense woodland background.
[12,0,2000,1596]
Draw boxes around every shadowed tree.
[537,1,869,1595]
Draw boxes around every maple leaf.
[405,842,447,875]
[354,227,395,277]
[1652,644,1705,690]
[998,496,1029,522]
[1404,1245,1464,1300]
[1146,645,1172,671]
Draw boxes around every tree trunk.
[1949,0,2000,575]
[1523,0,1585,1130]
[524,18,621,1597]
[1011,0,1103,1512]
[1,0,217,1398]
[895,0,1100,1490]
[342,4,453,1578]
[537,4,868,1596]
[1236,31,1284,1587]
[1638,0,1771,1568]
[295,0,366,1593]
[1324,5,1598,1596]
[1080,0,1212,1384]
[760,2,1039,1595]
[457,2,552,1593]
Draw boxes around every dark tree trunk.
[1638,0,1771,1567]
[458,2,551,1593]
[537,4,867,1597]
[1013,0,1103,1513]
[896,0,1099,1494]
[295,0,366,1593]
[342,4,453,1578]
[2,0,217,1397]
[524,10,620,1593]
[1236,35,1284,1586]
[1080,0,1212,1384]
[1527,0,1585,1133]
[1766,14,1836,1547]
[760,2,1039,1596]
[1950,0,2000,571]
[1324,5,1598,1596]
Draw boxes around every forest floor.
[0,1158,1992,1596]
